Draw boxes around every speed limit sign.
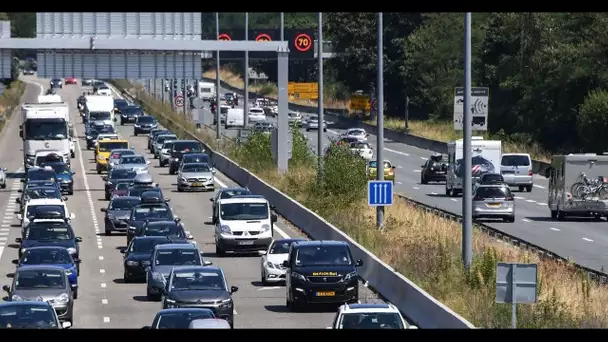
[371,99,377,111]
[174,95,184,108]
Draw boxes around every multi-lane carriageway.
[0,76,383,328]
[149,80,608,274]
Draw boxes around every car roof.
[110,196,140,202]
[26,199,65,205]
[0,301,53,309]
[341,303,399,313]
[146,220,178,226]
[502,153,531,157]
[158,133,176,137]
[158,308,215,314]
[22,246,70,252]
[171,265,221,273]
[184,153,209,157]
[293,240,348,248]
[181,163,210,167]
[133,236,174,242]
[155,243,197,251]
[476,184,509,189]
[16,264,67,272]
[173,140,199,144]
[219,187,248,192]
[219,196,267,204]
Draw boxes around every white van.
[198,82,216,101]
[225,108,244,129]
[500,153,534,192]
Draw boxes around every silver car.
[108,149,135,169]
[500,153,534,192]
[342,128,368,142]
[288,111,302,126]
[3,265,75,324]
[177,162,215,192]
[114,154,150,174]
[153,134,177,158]
[0,166,7,189]
[305,115,327,132]
[472,184,515,223]
[159,140,176,167]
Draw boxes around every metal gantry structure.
[0,12,291,173]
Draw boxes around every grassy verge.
[113,78,607,328]
[0,80,26,131]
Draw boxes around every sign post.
[288,82,318,101]
[453,87,489,131]
[495,262,538,329]
[174,95,184,108]
[367,180,393,207]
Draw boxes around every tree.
[577,89,608,153]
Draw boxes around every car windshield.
[183,155,210,163]
[0,304,58,328]
[25,119,67,140]
[182,164,211,173]
[120,156,145,164]
[90,112,111,121]
[137,116,155,123]
[123,107,141,115]
[26,225,72,241]
[25,188,61,200]
[219,189,250,199]
[115,182,130,191]
[26,205,65,218]
[99,141,128,152]
[21,249,72,265]
[157,135,176,144]
[15,269,66,289]
[154,249,200,266]
[110,198,141,210]
[220,202,268,221]
[173,142,203,153]
[475,187,511,199]
[295,246,352,267]
[155,311,215,329]
[110,169,137,180]
[130,239,170,254]
[368,161,391,169]
[339,313,405,329]
[270,241,298,254]
[144,223,184,238]
[28,170,56,181]
[352,143,370,149]
[127,187,158,198]
[502,155,530,167]
[309,116,318,122]
[348,130,365,136]
[40,163,70,175]
[114,100,128,108]
[171,270,225,291]
[133,207,172,221]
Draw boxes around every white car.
[96,86,112,96]
[350,142,374,161]
[329,303,417,329]
[18,198,75,238]
[305,115,327,132]
[33,150,66,168]
[260,238,306,285]
[342,128,368,142]
[248,107,266,123]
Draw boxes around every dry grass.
[365,118,552,163]
[112,78,607,328]
[0,80,26,131]
[202,68,349,110]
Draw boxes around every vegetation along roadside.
[112,78,608,328]
[0,80,26,132]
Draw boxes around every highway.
[142,79,608,274]
[0,76,382,328]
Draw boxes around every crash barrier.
[201,76,551,178]
[115,85,475,329]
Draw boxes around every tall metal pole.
[317,12,324,183]
[280,13,284,41]
[215,12,222,140]
[242,12,249,140]
[376,12,385,229]
[277,49,290,174]
[462,12,473,270]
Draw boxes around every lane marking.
[396,181,402,185]
[525,199,536,203]
[103,317,111,323]
[536,202,548,206]
[98,256,104,261]
[100,269,106,274]
[522,218,531,223]
[514,196,525,200]
[101,283,107,288]
[101,298,108,304]
[412,186,420,190]
[582,237,594,242]
[420,157,428,160]
[550,227,560,231]
[430,192,437,195]
[450,198,458,202]
[397,165,403,169]
[413,169,421,173]
[533,184,545,189]
[384,148,409,156]
[257,286,282,291]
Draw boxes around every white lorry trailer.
[548,154,608,220]
[445,136,502,197]
[20,102,71,170]
[84,95,115,126]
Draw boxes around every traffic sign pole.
[241,12,249,144]
[376,12,385,230]
[317,12,324,183]
[462,13,473,271]
[215,12,222,140]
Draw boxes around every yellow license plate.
[193,182,202,187]
[316,291,335,297]
[487,203,500,207]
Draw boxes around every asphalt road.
[138,79,608,274]
[0,76,383,328]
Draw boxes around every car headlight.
[56,293,70,304]
[261,224,270,233]
[179,177,187,183]
[86,136,92,140]
[164,298,175,304]
[126,260,139,267]
[218,298,232,309]
[134,124,140,127]
[107,214,115,220]
[11,295,23,301]
[65,269,73,275]
[265,261,274,269]
[129,226,136,231]
[98,155,105,161]
[220,225,231,235]
[173,158,179,162]
[151,272,164,282]
[67,247,77,255]
[341,271,357,282]
[20,248,27,254]
[291,272,307,281]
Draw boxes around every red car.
[65,77,78,85]
[111,182,130,198]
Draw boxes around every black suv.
[168,140,205,175]
[420,153,447,184]
[283,240,362,311]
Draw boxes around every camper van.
[225,108,244,128]
[548,154,608,220]
[198,82,216,101]
[445,137,502,197]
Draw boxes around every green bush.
[577,89,608,153]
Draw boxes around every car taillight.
[505,196,514,201]
[473,196,482,201]
[528,170,533,176]
[112,154,119,159]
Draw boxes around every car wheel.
[68,190,74,196]
[0,183,5,189]
[76,264,80,275]
[215,243,225,257]
[134,132,138,136]
[124,271,132,283]
[97,167,101,174]
[306,128,310,132]
[526,185,533,192]
[120,121,124,126]
[153,154,158,159]
[261,270,267,286]
[71,152,75,158]
[73,289,78,299]
[177,186,183,192]
[105,228,111,236]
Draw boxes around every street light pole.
[242,12,249,142]
[462,12,473,270]
[317,12,324,183]
[215,12,221,140]
[376,12,384,229]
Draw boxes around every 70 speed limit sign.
[174,95,184,108]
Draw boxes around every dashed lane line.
[0,174,24,262]
[582,237,594,242]
[521,218,531,223]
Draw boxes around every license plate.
[502,171,515,174]
[316,291,335,297]
[436,171,445,174]
[193,182,202,187]
[238,240,254,245]
[487,203,500,207]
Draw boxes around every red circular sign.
[218,33,231,41]
[294,33,312,52]
[256,33,272,42]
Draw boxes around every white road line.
[257,286,282,291]
[396,181,402,185]
[525,199,536,203]
[430,192,437,195]
[420,157,428,160]
[514,196,525,200]
[533,184,545,189]
[582,237,594,242]
[412,186,420,190]
[550,227,560,231]
[100,269,105,274]
[101,283,107,288]
[536,202,548,206]
[214,177,290,239]
[103,317,111,323]
[413,169,421,173]
[98,256,104,261]
[450,198,458,202]
[521,218,531,223]
[101,298,108,304]
[397,165,403,169]
[384,148,409,156]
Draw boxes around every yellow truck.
[96,139,129,174]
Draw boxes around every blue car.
[13,247,80,299]
[40,161,75,195]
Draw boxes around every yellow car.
[96,139,129,174]
[367,160,396,182]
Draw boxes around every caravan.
[198,82,216,101]
[445,137,502,197]
[84,95,115,126]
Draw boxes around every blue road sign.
[368,180,393,206]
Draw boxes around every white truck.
[20,102,71,170]
[37,95,62,103]
[198,81,216,101]
[37,95,75,159]
[445,137,502,197]
[84,95,115,126]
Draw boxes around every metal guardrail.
[114,84,475,329]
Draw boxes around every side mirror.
[356,259,363,267]
[100,208,107,212]
[203,261,212,266]
[282,260,289,268]
[270,205,276,211]
[71,171,76,175]
[20,179,25,183]
[174,217,181,223]
[70,213,76,220]
[19,130,23,138]
[14,238,21,243]
[271,213,278,223]
[75,237,82,242]
[146,161,151,165]
[391,166,396,169]
[141,326,151,330]
[62,196,68,201]
[209,198,214,202]
[11,259,18,265]
[164,198,171,203]
[15,198,20,204]
[102,176,108,181]
[230,286,238,294]
[75,259,82,264]
[16,214,22,221]
[2,285,9,293]
[409,325,418,329]
[119,248,126,254]
[17,189,22,193]
[62,321,72,329]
